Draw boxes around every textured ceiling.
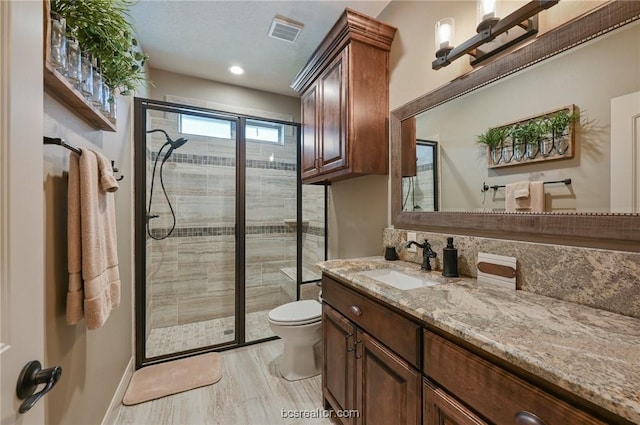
[128,1,391,98]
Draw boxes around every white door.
[611,91,640,213]
[1,1,46,423]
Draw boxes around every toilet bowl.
[268,299,322,381]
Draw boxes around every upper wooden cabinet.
[291,9,396,184]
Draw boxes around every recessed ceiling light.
[229,65,244,75]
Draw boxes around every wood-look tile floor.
[112,340,337,425]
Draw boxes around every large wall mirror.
[391,1,640,246]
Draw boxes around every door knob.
[16,360,62,414]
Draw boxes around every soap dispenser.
[442,237,459,277]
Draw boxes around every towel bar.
[44,137,124,181]
[481,178,571,193]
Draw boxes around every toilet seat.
[268,300,321,326]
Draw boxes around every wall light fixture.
[432,0,559,70]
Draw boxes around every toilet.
[268,299,322,381]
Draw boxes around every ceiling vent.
[268,16,303,43]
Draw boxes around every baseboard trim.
[101,356,134,425]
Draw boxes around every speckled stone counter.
[318,257,640,424]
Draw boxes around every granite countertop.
[317,257,640,424]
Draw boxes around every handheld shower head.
[146,129,189,161]
[170,137,188,149]
[163,137,188,161]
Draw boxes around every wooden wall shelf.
[42,1,116,132]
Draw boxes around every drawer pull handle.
[350,305,362,316]
[515,411,547,425]
[354,339,362,359]
[345,333,354,352]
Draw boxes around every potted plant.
[549,109,578,154]
[524,120,545,159]
[509,124,527,161]
[537,116,554,156]
[476,127,507,165]
[50,0,149,96]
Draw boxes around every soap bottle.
[442,237,459,277]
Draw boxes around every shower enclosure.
[134,98,326,366]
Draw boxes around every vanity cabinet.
[291,9,396,184]
[423,379,487,425]
[423,330,609,425]
[321,272,629,425]
[322,275,422,425]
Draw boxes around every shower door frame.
[133,98,304,368]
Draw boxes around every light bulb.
[435,18,455,57]
[477,0,499,32]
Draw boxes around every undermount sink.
[358,268,442,290]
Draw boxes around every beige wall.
[149,68,301,122]
[328,175,389,259]
[40,29,152,425]
[380,0,606,110]
[43,91,135,424]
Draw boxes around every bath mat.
[122,352,223,405]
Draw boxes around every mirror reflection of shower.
[402,140,439,212]
[146,128,189,240]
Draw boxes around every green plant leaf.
[51,0,148,93]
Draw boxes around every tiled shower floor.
[146,310,275,358]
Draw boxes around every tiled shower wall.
[402,163,436,212]
[146,112,298,329]
[384,228,640,319]
[144,111,326,330]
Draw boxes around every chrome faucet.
[406,239,437,271]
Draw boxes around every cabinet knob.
[515,411,547,425]
[350,305,362,316]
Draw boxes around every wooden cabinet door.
[323,304,358,425]
[357,330,422,425]
[423,380,488,425]
[301,83,319,179]
[319,48,348,175]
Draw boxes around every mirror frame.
[391,1,640,247]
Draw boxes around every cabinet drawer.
[322,275,421,368]
[423,330,607,425]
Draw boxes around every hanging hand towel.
[506,180,544,212]
[512,181,530,199]
[66,149,121,329]
[66,152,84,325]
[95,151,119,193]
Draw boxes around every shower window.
[179,114,234,139]
[245,119,284,144]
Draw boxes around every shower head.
[170,137,188,150]
[163,137,188,162]
[146,129,188,161]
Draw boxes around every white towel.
[506,181,545,212]
[66,149,121,329]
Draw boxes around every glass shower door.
[244,119,299,342]
[142,104,238,359]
